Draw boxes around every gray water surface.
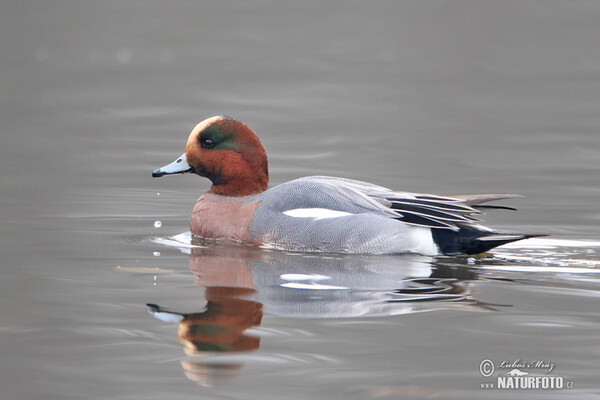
[1,1,600,399]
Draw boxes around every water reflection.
[147,286,262,387]
[148,288,261,354]
[147,241,498,386]
[187,244,495,317]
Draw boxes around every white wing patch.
[282,208,353,220]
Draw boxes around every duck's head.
[153,116,269,197]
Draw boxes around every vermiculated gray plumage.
[247,176,542,255]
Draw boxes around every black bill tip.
[152,169,166,178]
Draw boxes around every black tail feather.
[432,224,547,255]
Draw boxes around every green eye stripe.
[200,125,241,150]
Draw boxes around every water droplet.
[156,192,160,196]
[154,220,162,228]
[153,251,160,257]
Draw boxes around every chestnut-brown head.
[153,116,269,196]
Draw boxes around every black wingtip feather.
[394,214,457,229]
[473,205,518,211]
[390,202,475,222]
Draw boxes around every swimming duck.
[153,116,540,255]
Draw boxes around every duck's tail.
[429,193,547,255]
[432,224,546,255]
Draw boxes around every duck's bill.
[152,153,193,177]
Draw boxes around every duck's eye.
[201,138,215,149]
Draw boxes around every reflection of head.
[179,287,262,355]
[147,284,263,387]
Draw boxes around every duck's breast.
[191,193,262,243]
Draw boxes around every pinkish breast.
[190,193,261,244]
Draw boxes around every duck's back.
[248,176,541,255]
[249,176,439,254]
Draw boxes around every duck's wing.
[264,176,519,231]
[381,193,481,230]
[383,193,527,229]
[450,193,523,205]
[450,193,523,211]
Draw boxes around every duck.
[153,116,542,255]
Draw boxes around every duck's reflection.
[147,284,262,386]
[148,287,261,354]
[148,242,492,386]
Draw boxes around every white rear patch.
[409,227,438,256]
[282,208,353,220]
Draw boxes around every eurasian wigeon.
[153,116,541,255]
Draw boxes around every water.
[1,1,600,399]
